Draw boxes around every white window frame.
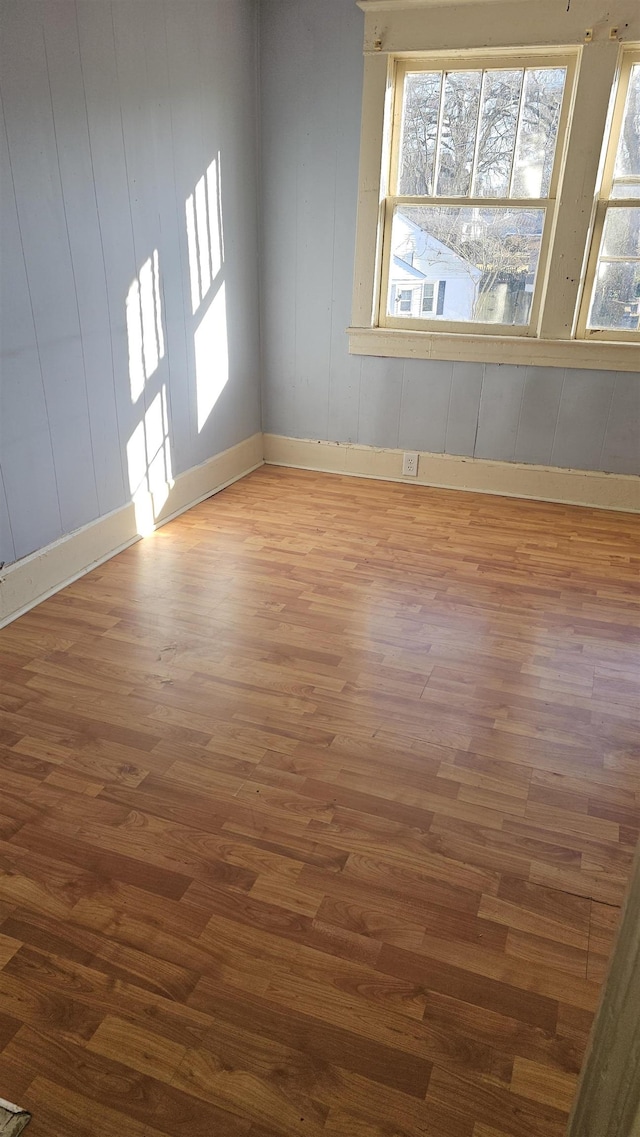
[421,281,440,314]
[349,0,640,372]
[397,286,414,312]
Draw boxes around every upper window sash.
[389,54,573,203]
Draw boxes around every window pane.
[511,68,566,198]
[472,70,523,197]
[611,181,640,199]
[422,282,435,311]
[435,71,482,196]
[388,204,545,325]
[588,260,640,331]
[399,72,442,195]
[613,64,640,181]
[600,207,640,259]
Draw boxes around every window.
[579,55,640,339]
[422,282,435,312]
[383,58,571,334]
[350,0,640,371]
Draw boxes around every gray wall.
[0,0,261,566]
[259,0,639,476]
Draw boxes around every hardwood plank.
[377,944,559,1032]
[509,1056,579,1112]
[23,1076,173,1137]
[187,976,432,1099]
[0,909,199,1001]
[587,900,621,982]
[421,989,584,1075]
[426,1065,568,1137]
[4,945,211,1049]
[505,929,588,978]
[0,1025,251,1136]
[87,1014,187,1082]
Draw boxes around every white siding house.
[388,211,481,322]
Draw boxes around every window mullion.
[432,71,447,197]
[539,41,621,340]
[468,70,486,197]
[507,70,527,198]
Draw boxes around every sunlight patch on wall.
[125,247,174,537]
[126,249,165,402]
[185,154,224,315]
[185,153,230,433]
[126,385,173,537]
[195,281,229,433]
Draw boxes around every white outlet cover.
[402,452,419,476]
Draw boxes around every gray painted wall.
[0,0,261,566]
[1,0,637,572]
[259,0,639,477]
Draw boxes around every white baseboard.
[263,434,639,513]
[0,432,263,628]
[3,430,637,628]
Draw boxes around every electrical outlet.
[402,451,418,477]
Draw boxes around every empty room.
[0,0,639,1134]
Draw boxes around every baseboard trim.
[263,434,639,513]
[3,431,637,628]
[0,432,263,628]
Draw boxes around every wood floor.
[0,466,638,1137]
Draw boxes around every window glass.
[435,70,483,196]
[611,63,640,194]
[510,68,565,198]
[472,69,522,198]
[388,204,545,325]
[399,72,442,195]
[587,208,640,332]
[398,65,566,201]
[588,262,640,331]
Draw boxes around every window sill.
[347,327,640,372]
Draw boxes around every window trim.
[349,0,640,371]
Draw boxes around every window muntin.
[581,57,640,338]
[380,54,574,335]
